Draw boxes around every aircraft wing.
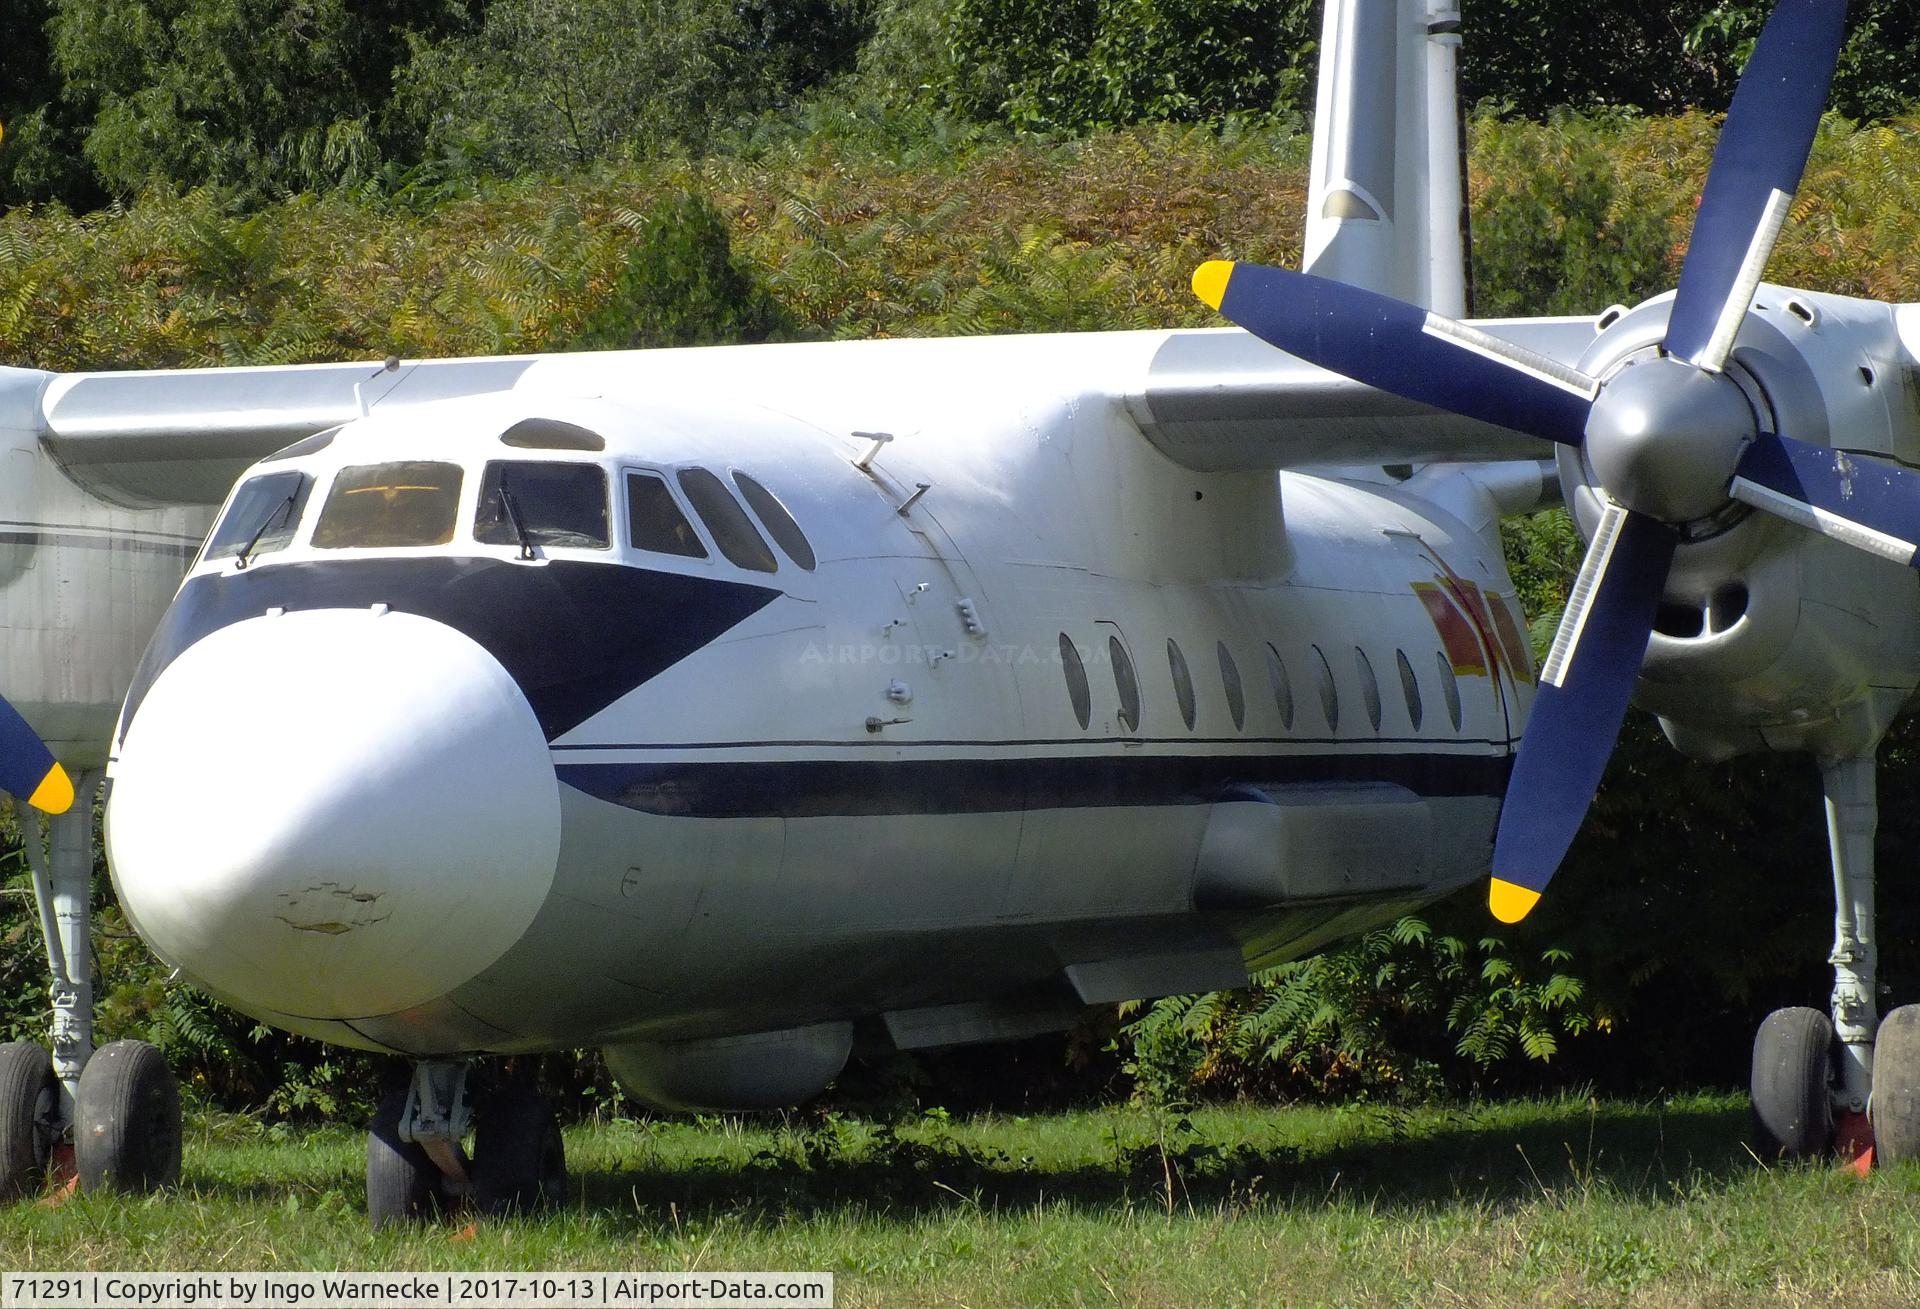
[0,315,1601,508]
[1127,318,1601,471]
[0,357,536,506]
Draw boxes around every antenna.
[354,355,402,418]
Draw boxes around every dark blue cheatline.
[122,557,781,741]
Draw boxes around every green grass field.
[3,1095,1916,1307]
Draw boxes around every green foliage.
[38,0,471,199]
[1468,111,1685,318]
[394,0,875,177]
[944,0,1316,134]
[1122,918,1603,1105]
[572,191,796,350]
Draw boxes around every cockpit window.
[204,470,311,562]
[732,471,816,571]
[676,467,777,573]
[312,461,463,549]
[474,461,610,551]
[627,472,708,559]
[500,418,606,451]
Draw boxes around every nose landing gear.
[367,1061,568,1228]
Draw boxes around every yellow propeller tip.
[1488,878,1541,924]
[1191,260,1234,311]
[28,763,73,815]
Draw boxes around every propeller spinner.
[1193,0,1904,922]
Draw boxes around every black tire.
[470,1085,566,1214]
[1871,1004,1920,1165]
[74,1040,181,1193]
[367,1090,440,1229]
[1751,1006,1835,1160]
[0,1042,58,1202]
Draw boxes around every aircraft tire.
[366,1089,440,1228]
[0,1042,58,1201]
[1750,1007,1835,1160]
[470,1085,565,1214]
[1870,1005,1920,1165]
[74,1039,181,1193]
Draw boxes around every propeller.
[1191,0,1897,923]
[0,696,73,815]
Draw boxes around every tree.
[571,191,797,350]
[42,0,472,198]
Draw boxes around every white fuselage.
[96,331,1536,1056]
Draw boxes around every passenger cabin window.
[1265,644,1294,731]
[1059,634,1092,729]
[1310,644,1338,731]
[1355,647,1383,732]
[204,470,310,562]
[626,472,708,559]
[475,461,609,551]
[677,468,777,573]
[1168,639,1197,730]
[1218,642,1245,731]
[733,471,817,571]
[1436,649,1463,730]
[312,461,462,549]
[1397,649,1423,731]
[1109,635,1141,733]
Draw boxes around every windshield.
[474,461,609,550]
[312,461,464,549]
[203,471,310,562]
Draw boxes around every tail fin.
[1303,0,1467,316]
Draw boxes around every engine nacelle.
[1555,289,1920,763]
[602,1022,854,1113]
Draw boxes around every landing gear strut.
[1749,752,1920,1165]
[367,1061,566,1227]
[0,773,181,1201]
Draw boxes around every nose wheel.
[367,1062,567,1227]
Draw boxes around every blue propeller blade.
[1489,508,1677,923]
[1192,261,1598,446]
[1729,432,1920,567]
[1664,0,1849,370]
[0,694,73,814]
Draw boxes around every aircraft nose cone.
[106,607,560,1021]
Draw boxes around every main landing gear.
[1750,754,1920,1165]
[0,774,182,1201]
[366,1061,567,1228]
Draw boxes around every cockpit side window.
[204,470,311,562]
[312,461,464,549]
[626,472,708,559]
[676,467,778,573]
[474,461,609,550]
[732,471,816,571]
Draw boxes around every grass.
[3,1094,1918,1306]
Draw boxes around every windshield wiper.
[234,494,296,570]
[500,486,536,560]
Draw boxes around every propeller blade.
[1663,0,1850,372]
[1192,261,1599,446]
[0,695,72,814]
[1728,432,1920,567]
[1490,505,1677,923]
